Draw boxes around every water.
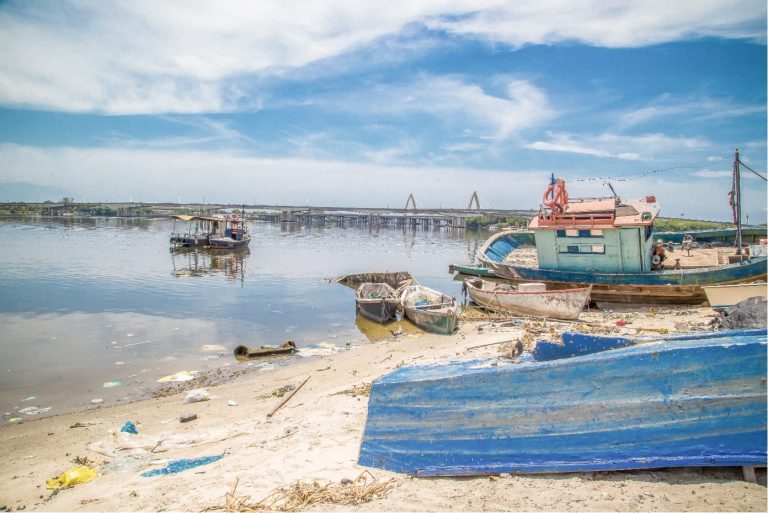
[0,216,490,423]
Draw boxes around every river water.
[0,216,490,424]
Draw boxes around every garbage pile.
[711,296,767,330]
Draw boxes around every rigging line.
[737,159,767,181]
[569,155,729,183]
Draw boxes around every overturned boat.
[463,278,590,320]
[358,329,767,476]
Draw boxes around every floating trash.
[19,406,51,416]
[103,380,122,388]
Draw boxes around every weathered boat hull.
[448,263,497,277]
[356,283,400,323]
[464,278,590,320]
[170,234,210,248]
[703,282,767,309]
[209,235,251,249]
[489,258,767,304]
[359,330,767,476]
[401,285,458,335]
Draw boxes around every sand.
[1,305,765,512]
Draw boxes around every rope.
[569,155,729,183]
[738,159,767,181]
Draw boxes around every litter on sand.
[157,371,197,383]
[120,421,138,434]
[46,465,97,489]
[140,454,223,477]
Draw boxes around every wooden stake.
[267,376,310,418]
[742,466,756,483]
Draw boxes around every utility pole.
[734,148,743,255]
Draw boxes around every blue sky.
[0,1,765,221]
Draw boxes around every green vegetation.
[91,206,118,216]
[465,215,531,230]
[653,218,732,232]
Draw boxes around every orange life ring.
[542,179,568,213]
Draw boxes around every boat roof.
[531,195,660,230]
[171,214,224,222]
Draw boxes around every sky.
[0,1,766,221]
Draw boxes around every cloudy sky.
[0,1,765,221]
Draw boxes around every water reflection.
[354,313,423,341]
[170,248,249,284]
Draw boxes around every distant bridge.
[4,200,536,229]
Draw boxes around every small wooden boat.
[703,282,767,310]
[356,283,400,323]
[233,341,296,359]
[209,215,251,249]
[463,278,590,320]
[333,271,413,289]
[400,284,458,335]
[359,329,767,476]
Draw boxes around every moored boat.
[169,214,219,248]
[400,284,458,335]
[355,282,400,323]
[358,329,767,476]
[333,271,413,289]
[703,282,767,310]
[478,173,767,304]
[463,278,590,320]
[448,263,497,278]
[208,214,251,249]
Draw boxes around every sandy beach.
[1,305,765,512]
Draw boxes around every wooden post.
[742,466,756,483]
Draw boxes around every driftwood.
[267,376,310,418]
[234,341,297,360]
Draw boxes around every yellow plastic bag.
[46,465,97,489]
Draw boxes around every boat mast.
[733,148,743,255]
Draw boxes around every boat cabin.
[530,185,660,273]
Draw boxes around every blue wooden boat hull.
[358,330,767,476]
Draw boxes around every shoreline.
[1,309,766,512]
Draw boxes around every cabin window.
[567,245,578,253]
[591,245,605,254]
[565,229,579,237]
[590,229,603,237]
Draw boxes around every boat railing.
[538,211,615,227]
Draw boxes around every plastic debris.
[19,406,51,416]
[201,344,227,352]
[101,454,152,474]
[90,399,104,404]
[140,455,223,477]
[615,320,626,327]
[9,417,22,424]
[120,421,138,434]
[184,388,210,404]
[22,396,36,402]
[103,380,122,388]
[157,371,196,383]
[46,465,97,489]
[227,399,238,406]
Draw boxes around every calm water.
[0,216,490,423]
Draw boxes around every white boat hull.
[465,278,591,320]
[703,283,767,309]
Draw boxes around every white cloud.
[525,132,709,160]
[692,170,732,178]
[621,94,766,127]
[336,76,555,139]
[428,0,766,48]
[0,0,764,113]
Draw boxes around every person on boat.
[651,240,666,270]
